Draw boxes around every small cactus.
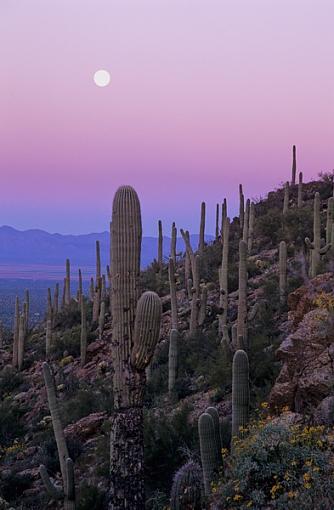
[198,412,220,495]
[170,461,203,510]
[232,350,249,440]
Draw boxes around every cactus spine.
[305,192,331,278]
[291,144,296,185]
[39,362,75,508]
[237,240,248,346]
[168,258,178,330]
[219,218,230,332]
[198,413,220,495]
[279,240,287,305]
[283,181,289,215]
[232,349,249,440]
[158,220,163,271]
[109,186,161,509]
[297,171,303,208]
[65,258,71,305]
[170,461,203,510]
[168,329,178,395]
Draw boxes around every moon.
[93,69,111,87]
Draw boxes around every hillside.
[0,174,334,510]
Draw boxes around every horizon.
[1,0,333,236]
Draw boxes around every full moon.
[93,69,111,87]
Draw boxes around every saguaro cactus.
[297,171,303,208]
[170,461,203,510]
[305,192,331,278]
[237,241,248,346]
[78,269,83,307]
[98,300,106,340]
[170,222,177,264]
[168,329,178,395]
[168,258,178,330]
[239,184,245,232]
[283,181,289,215]
[215,204,219,241]
[219,218,230,332]
[65,259,71,305]
[279,241,287,305]
[158,220,163,271]
[198,413,220,495]
[232,350,249,440]
[198,284,208,326]
[221,198,227,242]
[326,197,334,244]
[109,186,161,509]
[205,406,222,456]
[291,145,297,185]
[39,362,76,508]
[198,202,206,253]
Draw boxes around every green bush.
[212,415,334,509]
[0,367,24,399]
[0,399,26,446]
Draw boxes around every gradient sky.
[1,0,333,236]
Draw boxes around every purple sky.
[1,0,333,236]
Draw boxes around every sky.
[0,0,333,236]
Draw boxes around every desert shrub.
[0,366,24,399]
[61,379,113,425]
[50,326,81,358]
[0,399,26,446]
[144,404,197,497]
[77,485,106,510]
[255,208,283,247]
[54,300,81,329]
[212,413,334,509]
[282,208,313,247]
[0,472,32,503]
[141,263,169,296]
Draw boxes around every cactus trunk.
[232,349,249,440]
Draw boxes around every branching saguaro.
[39,362,76,509]
[305,192,331,278]
[109,186,161,509]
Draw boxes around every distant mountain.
[0,226,214,275]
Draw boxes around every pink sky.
[1,0,333,236]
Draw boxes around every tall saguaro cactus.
[232,350,249,440]
[65,258,71,305]
[305,192,331,278]
[326,197,334,244]
[279,241,287,305]
[198,202,206,253]
[215,204,219,241]
[237,241,248,347]
[168,258,178,330]
[158,220,163,271]
[297,171,303,208]
[39,362,76,509]
[53,283,59,317]
[291,145,297,185]
[18,314,25,371]
[96,240,101,285]
[239,184,244,232]
[109,186,161,509]
[170,222,177,264]
[248,202,255,252]
[198,413,220,495]
[168,329,178,395]
[242,199,250,243]
[219,218,230,332]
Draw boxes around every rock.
[57,384,65,391]
[13,392,28,401]
[314,397,334,426]
[59,355,74,367]
[270,274,334,415]
[64,412,107,440]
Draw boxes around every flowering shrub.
[212,410,334,509]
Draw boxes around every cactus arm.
[320,243,331,255]
[39,465,64,500]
